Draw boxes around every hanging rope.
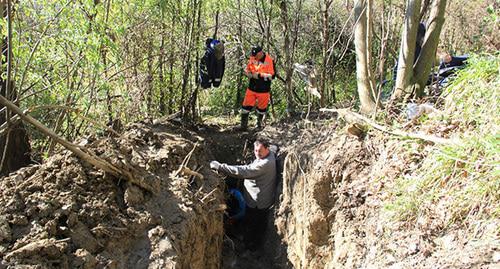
[213,8,219,39]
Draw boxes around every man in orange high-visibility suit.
[238,46,276,131]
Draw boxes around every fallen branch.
[4,238,62,260]
[0,114,20,136]
[320,108,458,145]
[0,95,155,193]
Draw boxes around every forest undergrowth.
[385,54,499,231]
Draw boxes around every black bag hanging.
[199,38,225,89]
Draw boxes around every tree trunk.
[376,1,391,90]
[280,0,294,115]
[354,0,376,114]
[167,5,178,115]
[265,0,273,50]
[180,0,196,116]
[319,0,333,107]
[235,0,244,113]
[0,1,32,176]
[96,0,113,124]
[189,0,203,120]
[392,0,422,101]
[158,29,166,115]
[146,39,154,116]
[411,0,447,97]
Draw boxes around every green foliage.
[443,54,500,131]
[385,54,500,228]
[203,86,238,115]
[7,0,497,153]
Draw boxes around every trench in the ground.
[202,127,291,269]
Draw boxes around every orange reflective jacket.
[245,53,275,93]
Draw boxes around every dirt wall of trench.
[265,120,498,269]
[274,126,377,268]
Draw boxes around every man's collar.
[258,53,266,62]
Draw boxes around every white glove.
[210,161,221,170]
[261,73,272,81]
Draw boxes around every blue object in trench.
[228,188,246,220]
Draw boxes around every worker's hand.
[210,161,221,170]
[260,73,272,81]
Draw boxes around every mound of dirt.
[0,120,224,268]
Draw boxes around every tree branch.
[320,108,458,145]
[0,94,155,193]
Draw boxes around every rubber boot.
[256,114,265,129]
[237,113,249,131]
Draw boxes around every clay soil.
[1,115,498,269]
[0,118,290,269]
[260,115,499,269]
[0,119,225,268]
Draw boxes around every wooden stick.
[179,166,204,180]
[0,114,20,136]
[174,143,198,177]
[320,108,458,145]
[0,95,155,192]
[200,188,218,203]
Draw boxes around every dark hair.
[251,46,263,56]
[254,137,270,148]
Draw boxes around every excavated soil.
[1,114,498,269]
[0,119,225,268]
[0,118,289,269]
